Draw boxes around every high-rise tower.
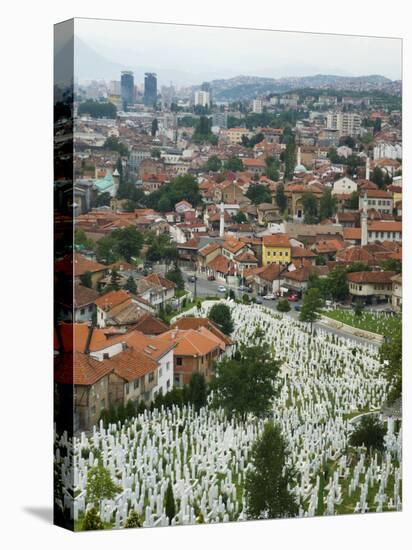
[120,71,134,110]
[144,73,157,107]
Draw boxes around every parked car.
[255,297,263,304]
[188,275,196,283]
[217,285,226,293]
[294,304,301,312]
[263,293,276,300]
[207,275,215,281]
[325,299,333,307]
[238,285,250,292]
[288,294,298,302]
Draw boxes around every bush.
[277,299,291,312]
[349,415,386,452]
[82,507,104,531]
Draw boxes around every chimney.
[84,323,95,355]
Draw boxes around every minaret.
[219,202,225,238]
[297,146,302,166]
[112,169,120,197]
[361,190,368,246]
[365,156,370,181]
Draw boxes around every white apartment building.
[326,112,361,137]
[252,98,263,114]
[373,142,402,160]
[194,90,210,107]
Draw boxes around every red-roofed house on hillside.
[346,270,396,305]
[156,326,231,386]
[54,324,175,430]
[135,273,176,311]
[55,253,109,289]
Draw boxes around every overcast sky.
[74,18,402,85]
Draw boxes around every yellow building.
[262,234,291,267]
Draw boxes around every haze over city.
[74,18,402,85]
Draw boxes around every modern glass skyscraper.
[120,71,134,109]
[144,73,157,107]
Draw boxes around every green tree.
[86,464,120,509]
[232,211,247,224]
[125,275,137,294]
[124,510,142,528]
[78,100,117,119]
[300,288,324,330]
[301,192,319,224]
[151,118,158,137]
[95,192,112,207]
[380,329,402,403]
[327,268,349,301]
[349,415,386,452]
[246,184,271,205]
[275,183,287,212]
[166,265,184,290]
[319,188,337,220]
[113,227,144,262]
[82,507,104,531]
[204,155,222,172]
[96,235,118,264]
[371,166,385,188]
[211,345,281,420]
[347,191,360,210]
[103,136,129,156]
[245,421,298,519]
[346,262,371,273]
[189,372,207,411]
[165,481,176,524]
[80,271,92,288]
[208,303,234,335]
[283,139,296,181]
[224,157,244,171]
[380,258,402,273]
[277,299,291,312]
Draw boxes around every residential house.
[157,325,231,386]
[57,284,99,323]
[262,234,291,266]
[136,273,176,311]
[346,271,396,304]
[55,252,109,289]
[95,289,148,328]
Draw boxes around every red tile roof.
[262,234,291,247]
[346,271,396,284]
[54,352,112,385]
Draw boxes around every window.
[148,372,155,383]
[158,368,162,378]
[134,379,139,390]
[166,362,170,371]
[80,308,85,315]
[125,384,129,394]
[279,251,283,256]
[89,305,93,312]
[167,380,170,389]
[176,357,182,366]
[103,353,109,360]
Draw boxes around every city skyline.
[73,19,402,85]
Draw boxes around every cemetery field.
[55,301,402,529]
[321,309,401,338]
